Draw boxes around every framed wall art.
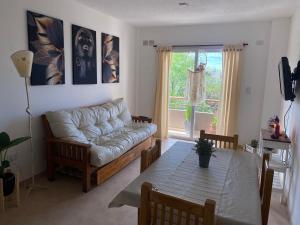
[101,33,119,83]
[72,24,97,84]
[27,11,65,85]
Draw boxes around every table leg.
[280,150,289,204]
[12,173,20,207]
[259,134,263,157]
[0,179,4,212]
[138,208,140,225]
[280,171,287,204]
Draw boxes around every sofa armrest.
[47,138,91,149]
[46,138,92,192]
[132,116,152,123]
[46,138,92,163]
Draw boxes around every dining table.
[109,141,261,225]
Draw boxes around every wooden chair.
[200,130,239,150]
[260,154,274,225]
[140,139,162,173]
[139,182,216,225]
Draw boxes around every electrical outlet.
[148,40,155,46]
[245,86,252,95]
[142,40,148,46]
[256,40,264,46]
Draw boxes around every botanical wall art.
[27,11,65,85]
[72,25,97,84]
[101,33,119,83]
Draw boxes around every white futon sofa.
[43,98,156,192]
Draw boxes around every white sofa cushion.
[90,122,157,167]
[45,98,157,167]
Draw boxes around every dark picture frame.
[27,11,65,85]
[72,25,97,84]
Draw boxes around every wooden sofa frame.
[42,115,153,192]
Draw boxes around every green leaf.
[5,137,31,150]
[0,133,30,152]
[1,160,10,168]
[0,132,10,149]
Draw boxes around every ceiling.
[76,0,300,26]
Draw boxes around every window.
[168,47,222,138]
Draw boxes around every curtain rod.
[153,43,248,48]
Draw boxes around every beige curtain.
[217,45,243,136]
[153,47,173,139]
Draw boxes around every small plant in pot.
[184,104,192,134]
[0,132,30,196]
[194,138,214,168]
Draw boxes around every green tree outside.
[169,52,222,113]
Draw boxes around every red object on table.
[271,124,281,139]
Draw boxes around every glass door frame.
[170,46,223,139]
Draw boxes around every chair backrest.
[200,130,239,150]
[140,139,162,173]
[140,182,216,225]
[260,154,274,225]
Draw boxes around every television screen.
[278,57,295,101]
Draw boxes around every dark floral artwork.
[27,11,65,85]
[72,25,97,84]
[102,33,119,83]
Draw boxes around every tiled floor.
[0,138,291,225]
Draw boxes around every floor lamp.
[11,50,44,195]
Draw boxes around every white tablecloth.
[109,142,261,225]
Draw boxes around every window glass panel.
[195,51,222,113]
[169,52,195,110]
[168,49,222,138]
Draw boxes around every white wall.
[284,7,300,225]
[136,21,276,144]
[0,0,137,180]
[261,19,290,128]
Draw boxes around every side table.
[258,129,291,204]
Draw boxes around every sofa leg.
[82,169,91,193]
[47,142,55,181]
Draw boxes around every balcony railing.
[168,96,219,137]
[169,96,220,113]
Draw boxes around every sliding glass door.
[168,47,222,139]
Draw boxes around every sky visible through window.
[202,52,222,74]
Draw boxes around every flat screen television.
[278,57,296,101]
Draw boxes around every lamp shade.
[11,50,33,78]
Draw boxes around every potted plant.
[194,138,214,168]
[0,132,30,196]
[184,104,192,134]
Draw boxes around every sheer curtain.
[153,47,172,139]
[217,45,243,136]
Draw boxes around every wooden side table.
[0,172,20,212]
[258,129,291,204]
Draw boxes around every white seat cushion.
[90,122,157,167]
[45,98,157,167]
